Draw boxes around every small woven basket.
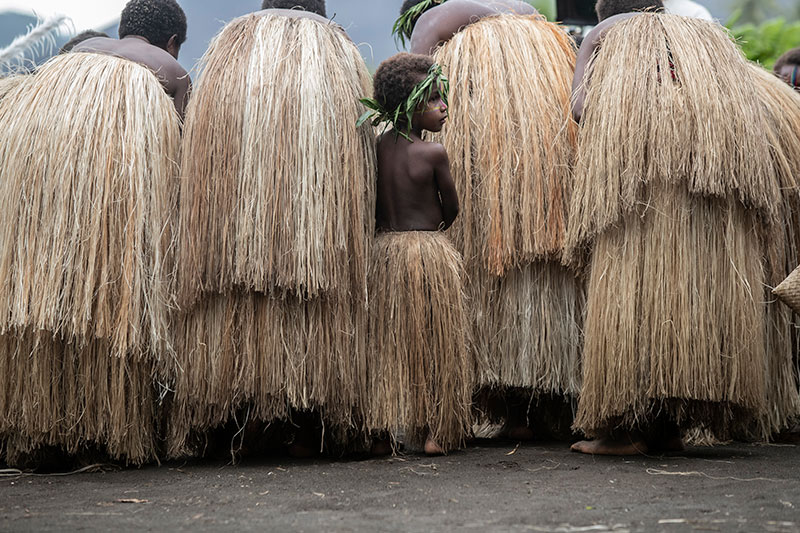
[774,264,800,314]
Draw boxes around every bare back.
[410,0,538,55]
[376,133,459,232]
[73,36,191,119]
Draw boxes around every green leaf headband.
[357,63,449,141]
[392,0,448,49]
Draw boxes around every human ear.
[166,35,180,60]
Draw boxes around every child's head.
[119,0,187,58]
[595,0,663,21]
[59,30,110,54]
[373,52,448,134]
[260,0,327,17]
[774,47,800,89]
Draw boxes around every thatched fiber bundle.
[168,14,374,456]
[178,14,375,306]
[367,232,472,452]
[565,15,779,262]
[750,64,800,437]
[570,15,781,438]
[0,329,157,465]
[430,15,582,398]
[166,291,366,458]
[432,15,577,275]
[0,53,181,364]
[470,261,583,396]
[0,74,26,102]
[575,184,767,436]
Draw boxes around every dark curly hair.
[374,52,435,118]
[595,0,662,21]
[59,30,109,54]
[774,47,800,73]
[261,0,327,17]
[118,0,187,49]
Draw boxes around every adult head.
[774,47,800,89]
[260,0,327,17]
[118,0,187,59]
[595,0,663,21]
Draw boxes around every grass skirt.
[367,232,472,452]
[0,53,179,465]
[750,64,800,438]
[574,184,768,437]
[0,330,156,465]
[166,291,366,458]
[168,14,375,456]
[431,15,582,398]
[567,15,783,438]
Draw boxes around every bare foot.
[505,425,535,441]
[570,437,648,456]
[370,438,392,457]
[424,437,445,456]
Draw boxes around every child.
[774,47,800,90]
[361,52,472,455]
[398,1,583,442]
[566,2,782,454]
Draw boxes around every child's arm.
[432,145,459,230]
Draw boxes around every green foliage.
[729,0,778,26]
[527,0,556,21]
[728,15,800,70]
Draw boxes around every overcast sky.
[0,0,127,32]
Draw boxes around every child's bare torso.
[375,132,457,232]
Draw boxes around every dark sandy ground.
[1,441,798,532]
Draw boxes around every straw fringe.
[0,329,157,465]
[432,15,577,275]
[750,64,800,437]
[574,184,768,437]
[0,74,26,101]
[367,232,472,452]
[469,261,583,396]
[166,291,367,458]
[178,14,375,306]
[0,53,181,364]
[168,15,374,456]
[565,15,779,264]
[430,15,582,396]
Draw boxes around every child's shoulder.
[410,140,449,164]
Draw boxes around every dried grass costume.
[566,14,781,438]
[429,15,583,406]
[756,65,800,436]
[168,13,375,457]
[367,232,472,452]
[0,53,181,465]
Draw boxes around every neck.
[122,35,150,44]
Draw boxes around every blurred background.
[1,0,799,73]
